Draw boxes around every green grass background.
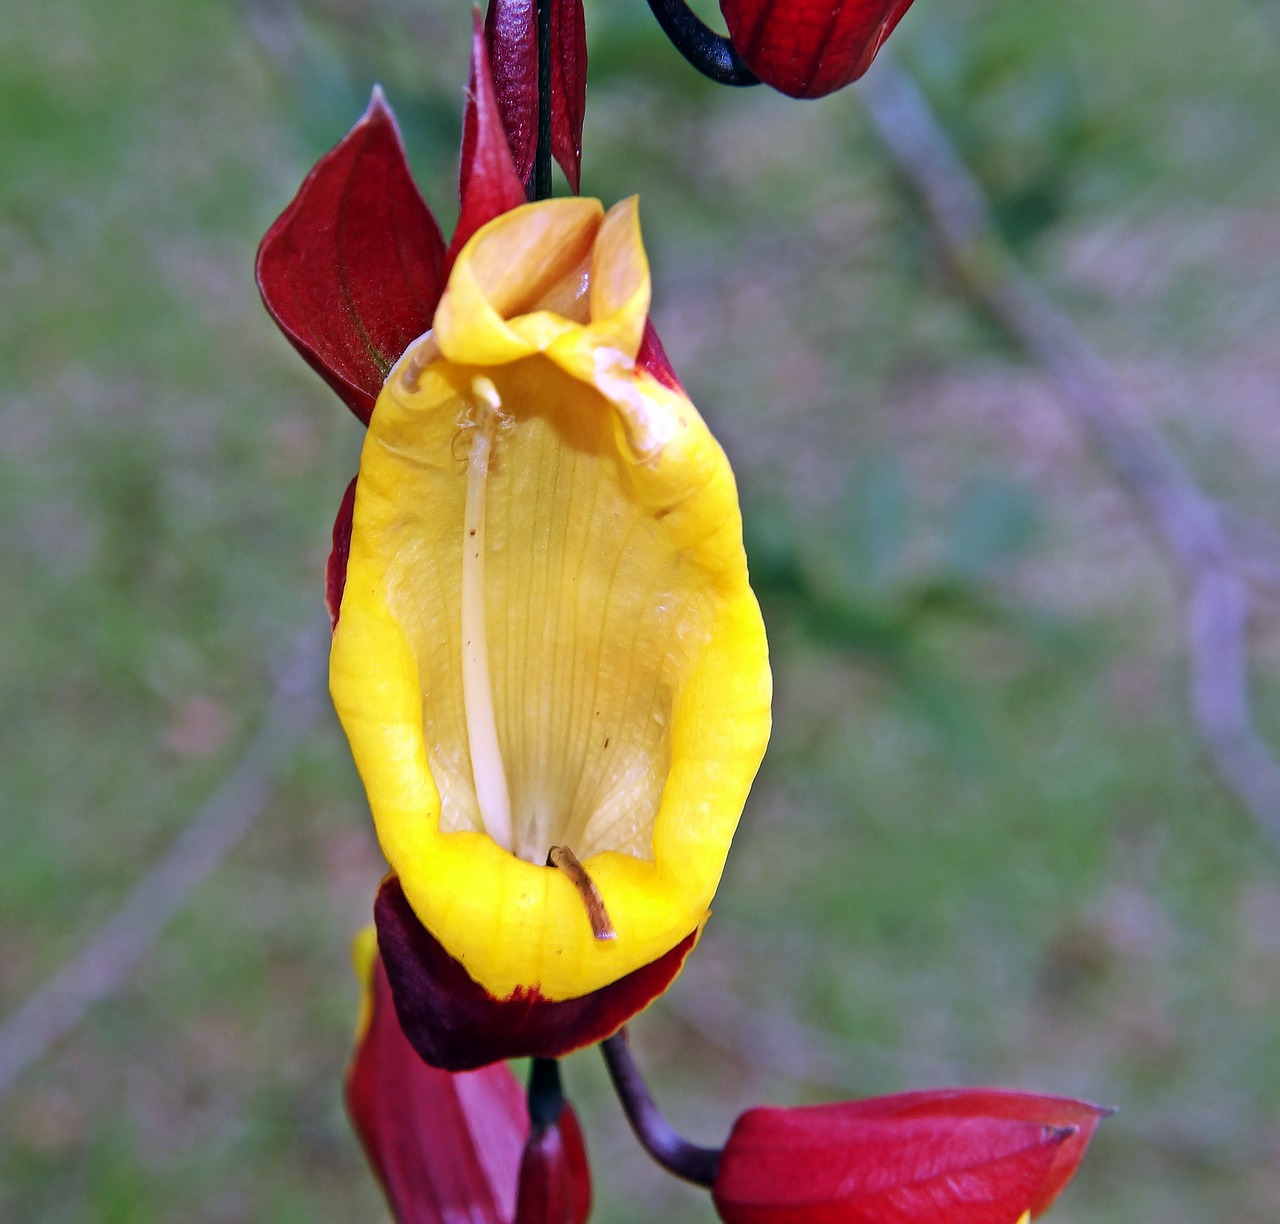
[4,0,1280,1220]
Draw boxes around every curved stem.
[643,0,759,87]
[600,1030,722,1187]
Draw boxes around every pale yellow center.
[376,353,711,868]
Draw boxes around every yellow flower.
[330,195,770,1001]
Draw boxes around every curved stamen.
[548,845,616,940]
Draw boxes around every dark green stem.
[533,0,554,200]
[527,1056,564,1128]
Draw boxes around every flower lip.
[330,195,771,1001]
[374,873,699,1070]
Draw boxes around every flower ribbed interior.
[378,358,710,865]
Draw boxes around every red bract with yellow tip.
[719,0,916,98]
[712,1089,1108,1224]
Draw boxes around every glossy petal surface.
[712,1090,1107,1224]
[718,0,916,98]
[346,937,527,1224]
[375,873,698,1070]
[331,196,771,1000]
[257,89,445,423]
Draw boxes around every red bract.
[347,953,528,1223]
[453,8,531,261]
[515,1106,592,1224]
[712,1089,1108,1224]
[256,22,526,428]
[719,0,916,98]
[257,11,525,429]
[348,950,595,1224]
[255,87,445,425]
[375,873,698,1072]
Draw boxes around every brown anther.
[547,845,616,941]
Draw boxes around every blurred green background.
[4,0,1280,1219]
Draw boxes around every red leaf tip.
[364,82,387,116]
[256,82,446,423]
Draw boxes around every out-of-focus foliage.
[4,0,1280,1222]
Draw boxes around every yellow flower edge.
[350,924,378,1044]
[331,196,772,1002]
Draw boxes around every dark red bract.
[712,1088,1108,1224]
[347,954,528,1224]
[256,5,539,432]
[719,0,916,98]
[255,89,445,425]
[348,951,595,1224]
[515,1106,592,1224]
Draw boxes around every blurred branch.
[857,52,1280,854]
[663,972,962,1090]
[0,623,328,1100]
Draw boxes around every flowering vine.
[257,0,1107,1220]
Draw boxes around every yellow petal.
[433,198,602,367]
[331,197,771,1001]
[350,924,378,1043]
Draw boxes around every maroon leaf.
[515,1105,592,1224]
[346,953,527,1224]
[453,11,530,268]
[257,88,446,424]
[718,0,916,98]
[326,476,357,628]
[481,0,540,187]
[712,1089,1108,1224]
[375,874,698,1071]
[549,0,587,192]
